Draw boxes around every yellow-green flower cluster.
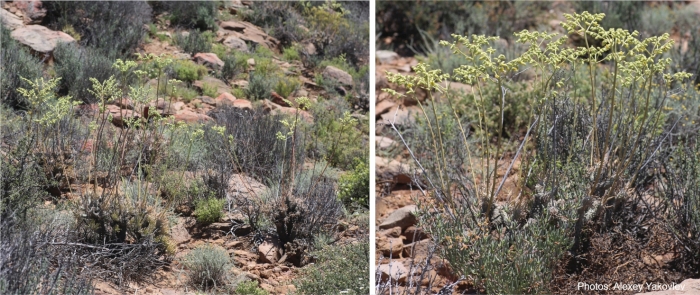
[17,77,79,127]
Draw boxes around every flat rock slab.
[11,24,75,53]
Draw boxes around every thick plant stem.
[591,42,619,197]
[601,71,654,205]
[475,82,488,202]
[583,26,598,167]
[487,79,505,223]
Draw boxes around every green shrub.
[283,46,300,61]
[160,176,211,205]
[171,60,208,84]
[637,5,674,38]
[232,88,246,99]
[53,42,122,104]
[665,84,700,138]
[252,58,279,76]
[304,1,368,68]
[308,100,367,169]
[244,2,308,47]
[314,73,332,92]
[201,31,216,44]
[212,43,229,59]
[194,197,225,225]
[439,211,572,294]
[337,160,369,209]
[172,85,199,103]
[314,72,349,98]
[295,242,369,295]
[202,82,218,97]
[253,45,275,59]
[43,1,150,57]
[0,108,51,221]
[297,161,342,187]
[175,30,212,55]
[158,33,170,42]
[235,281,269,295]
[156,123,211,203]
[148,23,158,36]
[160,1,218,31]
[221,53,249,81]
[181,244,230,290]
[273,76,300,98]
[145,23,167,42]
[245,73,276,101]
[218,8,237,22]
[180,87,198,102]
[154,75,198,102]
[355,65,369,85]
[0,25,44,110]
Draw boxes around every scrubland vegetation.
[378,1,700,294]
[1,1,368,294]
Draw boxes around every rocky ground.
[2,0,361,128]
[2,1,367,294]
